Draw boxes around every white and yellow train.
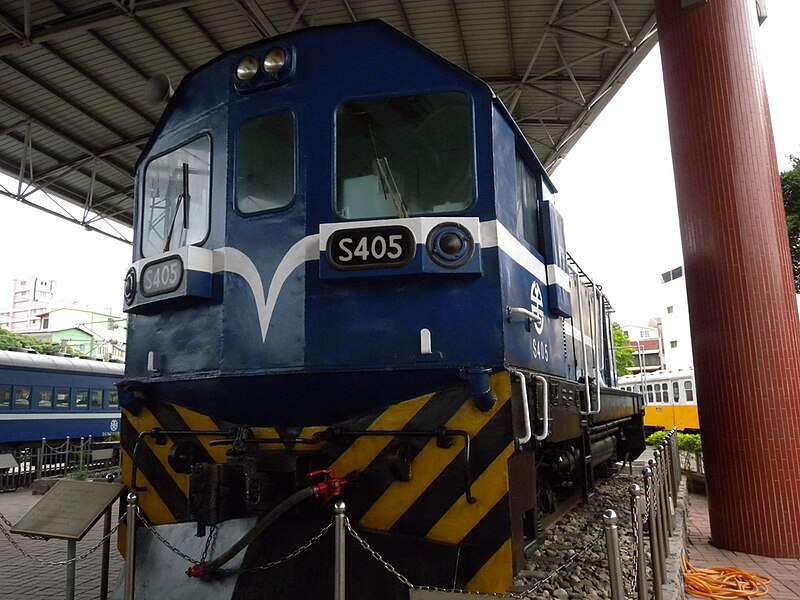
[618,369,699,433]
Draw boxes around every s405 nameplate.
[327,226,415,270]
[141,256,184,297]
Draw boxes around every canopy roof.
[0,0,657,241]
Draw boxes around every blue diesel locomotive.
[119,21,644,599]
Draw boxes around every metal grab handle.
[533,375,549,441]
[512,371,532,446]
[590,286,602,415]
[506,306,542,323]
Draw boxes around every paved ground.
[2,480,799,599]
[686,492,800,600]
[0,486,123,600]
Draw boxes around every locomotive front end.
[116,20,643,600]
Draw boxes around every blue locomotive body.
[119,21,643,599]
[123,22,586,425]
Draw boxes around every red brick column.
[655,0,800,557]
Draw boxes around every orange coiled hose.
[683,554,771,599]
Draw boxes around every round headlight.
[236,56,259,81]
[262,48,287,74]
[123,268,137,305]
[427,223,474,268]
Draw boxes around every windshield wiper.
[375,157,408,218]
[163,162,191,252]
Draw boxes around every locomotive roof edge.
[136,19,556,194]
[0,349,125,375]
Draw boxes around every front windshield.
[141,136,211,257]
[336,91,474,220]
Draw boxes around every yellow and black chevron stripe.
[120,372,521,593]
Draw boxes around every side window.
[661,383,669,403]
[336,92,474,219]
[0,385,10,409]
[684,380,694,403]
[142,135,212,257]
[14,386,31,409]
[55,388,70,409]
[39,388,54,409]
[237,112,295,214]
[108,390,119,409]
[646,384,655,403]
[76,389,89,409]
[515,157,540,250]
[90,390,103,409]
[673,381,680,402]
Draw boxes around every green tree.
[613,322,635,376]
[0,327,64,355]
[782,155,800,291]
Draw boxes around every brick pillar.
[655,0,800,557]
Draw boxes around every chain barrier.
[628,494,640,597]
[344,512,606,599]
[0,508,122,567]
[136,506,333,574]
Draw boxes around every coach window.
[515,158,540,250]
[684,380,694,403]
[336,92,474,219]
[90,390,103,409]
[236,112,295,214]
[673,381,680,402]
[661,383,669,403]
[76,389,89,409]
[646,384,655,403]
[142,135,211,257]
[0,385,9,409]
[39,388,54,409]
[55,388,69,409]
[14,386,31,409]
[108,390,119,408]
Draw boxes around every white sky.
[552,0,800,327]
[0,1,797,322]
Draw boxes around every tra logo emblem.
[530,281,544,335]
[109,419,119,432]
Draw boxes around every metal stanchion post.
[66,539,76,600]
[37,438,44,479]
[672,432,681,501]
[65,436,70,476]
[643,468,664,600]
[101,473,115,600]
[603,509,625,600]
[79,437,85,473]
[629,484,647,600]
[334,501,346,600]
[124,493,138,600]
[661,442,676,532]
[648,457,668,580]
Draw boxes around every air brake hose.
[202,485,317,573]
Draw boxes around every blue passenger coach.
[119,21,644,599]
[0,350,123,449]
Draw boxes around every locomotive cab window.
[142,135,211,257]
[236,112,295,214]
[336,92,474,219]
[515,157,540,250]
